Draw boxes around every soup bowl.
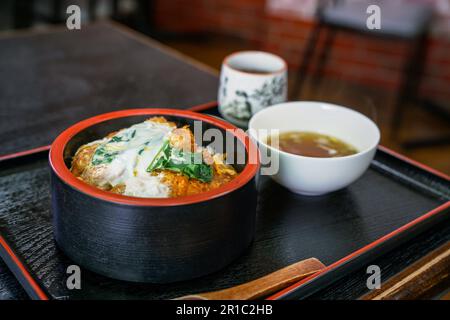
[248,101,380,196]
[49,109,259,283]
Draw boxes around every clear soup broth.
[267,131,358,158]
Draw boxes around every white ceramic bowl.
[249,101,380,196]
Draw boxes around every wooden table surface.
[0,20,218,157]
[0,21,448,300]
[0,20,218,299]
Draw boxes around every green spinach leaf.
[147,142,213,182]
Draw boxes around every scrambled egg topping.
[71,117,237,198]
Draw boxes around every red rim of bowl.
[49,108,260,207]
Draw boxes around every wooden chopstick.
[177,257,325,300]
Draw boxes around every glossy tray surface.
[0,106,448,299]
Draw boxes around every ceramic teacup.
[218,51,287,127]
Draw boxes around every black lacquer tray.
[0,104,448,300]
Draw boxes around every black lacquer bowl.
[49,109,259,283]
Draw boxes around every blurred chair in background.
[292,0,450,147]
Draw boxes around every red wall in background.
[154,0,266,40]
[154,0,450,101]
